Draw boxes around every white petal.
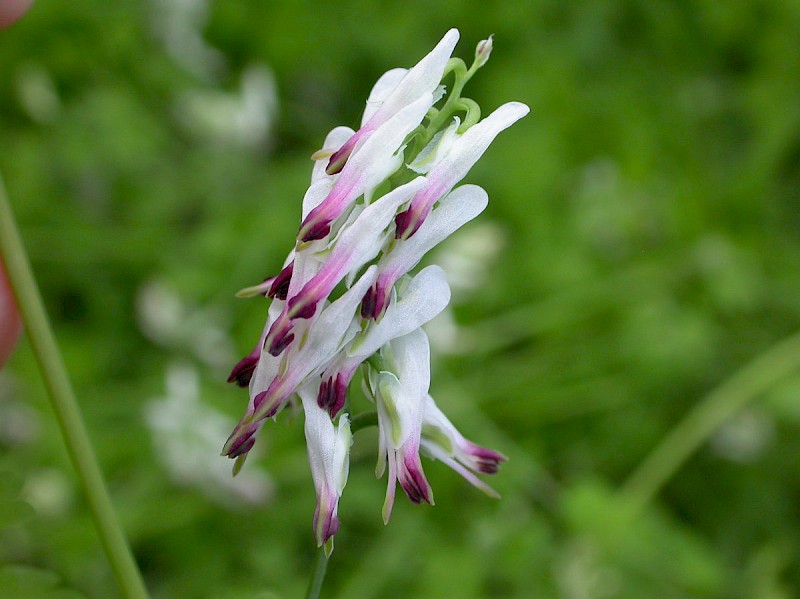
[367,29,459,127]
[328,177,426,278]
[362,68,408,126]
[348,92,434,189]
[377,184,488,278]
[299,383,335,489]
[299,265,378,373]
[430,102,530,187]
[376,328,431,448]
[347,265,451,359]
[302,178,337,220]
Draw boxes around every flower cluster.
[224,29,528,554]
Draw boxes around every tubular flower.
[224,29,525,551]
[368,328,434,522]
[299,382,352,556]
[325,28,460,175]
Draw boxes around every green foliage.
[2,0,800,596]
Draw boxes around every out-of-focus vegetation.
[2,1,800,597]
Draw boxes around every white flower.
[420,394,507,497]
[323,28,460,175]
[319,265,450,416]
[395,102,530,240]
[223,267,377,458]
[362,184,488,320]
[369,328,433,523]
[298,381,351,555]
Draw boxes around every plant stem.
[0,174,149,599]
[305,548,329,599]
[350,411,378,433]
[621,329,800,515]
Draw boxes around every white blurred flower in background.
[145,363,273,507]
[136,279,236,373]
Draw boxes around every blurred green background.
[2,0,800,597]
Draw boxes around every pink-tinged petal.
[312,126,356,181]
[298,93,433,242]
[325,125,375,175]
[300,383,351,553]
[360,269,399,321]
[252,267,377,422]
[361,68,408,126]
[396,102,529,240]
[377,184,487,298]
[326,28,458,175]
[0,262,21,368]
[0,0,34,29]
[264,312,295,356]
[351,266,450,358]
[419,394,506,495]
[222,413,263,458]
[394,180,449,240]
[289,177,425,320]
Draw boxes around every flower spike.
[224,29,525,550]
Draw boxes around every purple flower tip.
[268,331,294,356]
[298,219,331,243]
[265,315,295,356]
[268,262,294,300]
[223,424,258,458]
[394,208,422,241]
[314,504,340,544]
[360,283,391,321]
[226,353,259,387]
[325,147,349,176]
[228,435,256,459]
[399,456,433,504]
[470,445,508,474]
[288,295,318,320]
[325,129,362,175]
[317,373,349,417]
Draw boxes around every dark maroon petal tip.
[399,457,433,504]
[325,131,358,175]
[360,286,378,320]
[325,151,347,176]
[288,295,318,320]
[224,425,257,458]
[228,435,256,458]
[268,332,294,356]
[394,209,414,240]
[265,316,295,356]
[299,220,331,243]
[226,353,259,387]
[268,262,294,300]
[361,284,391,321]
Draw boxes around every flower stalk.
[0,174,149,599]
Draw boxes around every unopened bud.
[474,34,494,69]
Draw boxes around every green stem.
[621,329,800,515]
[305,548,329,599]
[0,174,149,599]
[350,411,378,433]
